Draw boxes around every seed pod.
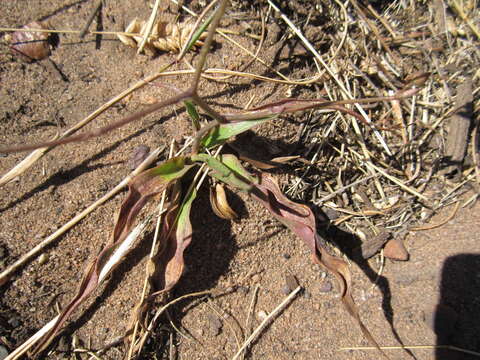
[10,21,51,62]
[117,18,206,54]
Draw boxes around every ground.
[0,1,479,360]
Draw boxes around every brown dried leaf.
[210,183,238,220]
[145,184,194,294]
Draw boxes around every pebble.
[283,274,299,294]
[38,253,48,265]
[237,286,249,295]
[383,238,409,261]
[128,145,150,170]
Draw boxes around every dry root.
[117,18,206,54]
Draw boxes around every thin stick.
[231,286,301,360]
[0,147,164,286]
[190,0,228,92]
[313,175,376,205]
[365,161,428,201]
[79,0,103,39]
[450,0,480,39]
[0,91,185,153]
[409,202,460,231]
[136,0,161,54]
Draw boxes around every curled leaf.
[250,175,386,358]
[210,183,238,220]
[117,18,207,54]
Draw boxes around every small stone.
[282,253,291,259]
[7,317,20,328]
[284,274,299,293]
[318,280,333,293]
[383,238,409,261]
[237,286,249,295]
[303,290,311,299]
[128,145,150,170]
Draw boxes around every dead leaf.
[210,183,238,220]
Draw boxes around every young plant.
[0,0,421,358]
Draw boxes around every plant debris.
[7,21,51,62]
[117,18,206,54]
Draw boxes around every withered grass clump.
[0,0,479,359]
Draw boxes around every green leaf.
[191,153,253,191]
[184,100,200,130]
[217,154,256,183]
[183,12,214,54]
[147,157,193,181]
[201,117,274,149]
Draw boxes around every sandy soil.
[1,1,479,359]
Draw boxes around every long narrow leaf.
[149,187,197,294]
[201,117,274,149]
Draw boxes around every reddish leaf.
[250,174,387,358]
[149,186,197,295]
